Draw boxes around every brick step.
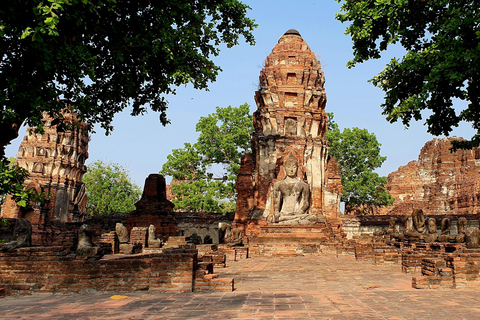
[412,275,454,289]
[142,248,163,254]
[197,262,213,270]
[201,254,226,266]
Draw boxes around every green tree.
[83,160,142,216]
[0,0,256,150]
[0,157,45,207]
[325,113,393,211]
[0,0,255,202]
[336,0,480,149]
[161,104,253,213]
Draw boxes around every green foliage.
[0,0,256,135]
[83,160,142,216]
[0,213,9,228]
[0,157,46,207]
[336,0,480,149]
[161,104,253,213]
[325,113,393,208]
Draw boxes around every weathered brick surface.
[98,231,118,254]
[0,247,198,295]
[446,253,480,288]
[344,234,480,290]
[246,225,340,256]
[130,227,148,247]
[411,252,480,289]
[377,137,480,216]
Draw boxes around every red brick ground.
[1,254,480,319]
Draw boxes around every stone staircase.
[194,245,234,292]
[194,260,234,292]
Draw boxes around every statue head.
[284,154,298,178]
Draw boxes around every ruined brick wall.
[324,157,342,217]
[378,137,480,215]
[234,29,342,229]
[125,213,177,239]
[29,214,129,248]
[0,246,197,295]
[342,213,480,240]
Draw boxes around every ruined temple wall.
[0,246,197,295]
[378,137,480,216]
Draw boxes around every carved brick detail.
[1,109,89,225]
[378,137,480,215]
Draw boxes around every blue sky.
[5,0,476,188]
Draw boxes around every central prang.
[233,29,343,233]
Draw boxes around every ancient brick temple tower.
[1,110,89,225]
[234,30,342,233]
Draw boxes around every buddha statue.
[267,154,319,225]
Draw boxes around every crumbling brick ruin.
[378,137,480,216]
[1,110,89,244]
[0,173,235,295]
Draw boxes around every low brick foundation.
[0,246,218,295]
[247,225,341,256]
[412,252,480,289]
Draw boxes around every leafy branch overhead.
[0,0,256,154]
[336,0,480,149]
[161,104,253,213]
[0,158,48,208]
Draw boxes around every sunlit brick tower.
[233,29,342,238]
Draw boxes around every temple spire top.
[284,29,301,36]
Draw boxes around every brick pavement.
[1,254,480,319]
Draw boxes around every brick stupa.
[233,30,342,241]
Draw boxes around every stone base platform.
[248,225,338,256]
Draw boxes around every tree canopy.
[0,0,256,155]
[161,104,253,213]
[83,160,142,216]
[336,0,480,149]
[326,113,393,211]
[0,157,45,208]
